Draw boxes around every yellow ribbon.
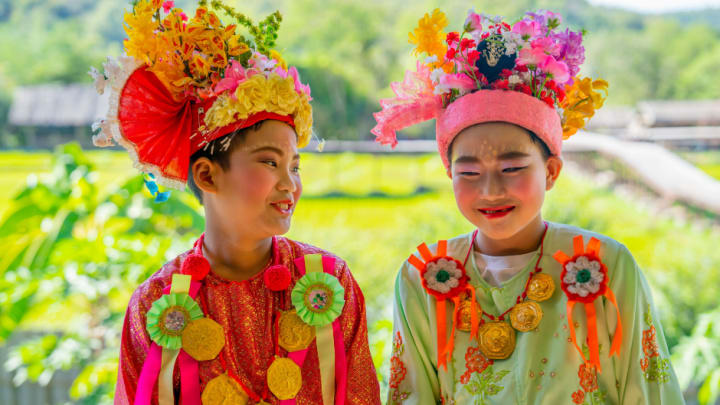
[158,274,192,405]
[305,254,335,405]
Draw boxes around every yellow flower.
[408,9,448,60]
[269,50,288,71]
[236,74,270,113]
[268,75,299,113]
[561,77,609,139]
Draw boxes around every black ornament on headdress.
[475,34,517,84]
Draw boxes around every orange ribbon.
[556,235,623,374]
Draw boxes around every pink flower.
[531,37,560,57]
[179,12,188,22]
[162,1,174,13]
[539,56,569,84]
[288,66,312,100]
[517,47,546,67]
[214,60,246,95]
[439,73,475,91]
[465,11,483,32]
[512,20,541,40]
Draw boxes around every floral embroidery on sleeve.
[388,331,411,404]
[571,362,607,405]
[458,345,509,405]
[640,304,670,383]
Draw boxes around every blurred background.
[0,0,719,403]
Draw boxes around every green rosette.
[291,272,346,326]
[146,293,204,349]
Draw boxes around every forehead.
[236,120,299,154]
[451,122,536,159]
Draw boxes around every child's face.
[449,122,562,242]
[203,120,302,239]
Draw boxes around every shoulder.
[278,237,352,280]
[546,222,632,262]
[128,250,191,314]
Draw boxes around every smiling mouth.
[478,206,515,218]
[271,201,294,214]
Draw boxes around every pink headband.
[436,90,562,171]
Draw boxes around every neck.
[202,216,273,282]
[475,215,546,256]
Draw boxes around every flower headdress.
[372,9,608,171]
[90,0,313,189]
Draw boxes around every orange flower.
[561,76,608,139]
[572,389,585,404]
[642,326,659,358]
[459,346,493,384]
[409,9,448,60]
[578,363,598,393]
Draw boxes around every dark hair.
[446,123,553,167]
[187,121,265,204]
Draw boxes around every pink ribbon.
[135,343,162,405]
[136,278,203,404]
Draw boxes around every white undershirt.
[474,249,539,287]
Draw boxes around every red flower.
[459,346,493,384]
[500,69,513,79]
[515,64,529,73]
[446,47,457,60]
[481,32,491,40]
[446,32,460,45]
[642,326,659,358]
[492,79,510,90]
[389,356,407,389]
[516,83,533,95]
[460,38,476,51]
[467,50,480,65]
[578,363,598,393]
[477,73,489,86]
[572,390,585,404]
[501,22,511,31]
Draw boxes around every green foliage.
[3,0,720,143]
[672,310,720,405]
[0,145,203,403]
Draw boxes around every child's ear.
[192,158,220,196]
[545,156,563,190]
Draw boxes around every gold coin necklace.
[193,235,303,404]
[462,222,555,360]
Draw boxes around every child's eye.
[460,171,479,176]
[292,166,300,173]
[262,160,278,167]
[502,166,527,173]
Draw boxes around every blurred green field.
[1,149,719,402]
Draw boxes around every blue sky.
[588,0,720,13]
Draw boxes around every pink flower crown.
[372,9,608,170]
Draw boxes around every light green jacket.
[389,222,685,405]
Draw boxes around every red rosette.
[181,253,211,281]
[420,256,469,300]
[559,252,608,304]
[263,264,291,291]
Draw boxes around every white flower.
[102,57,122,83]
[88,66,107,95]
[500,31,522,55]
[508,75,522,86]
[430,68,445,83]
[433,84,451,95]
[425,55,439,64]
[562,256,605,297]
[424,258,462,294]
